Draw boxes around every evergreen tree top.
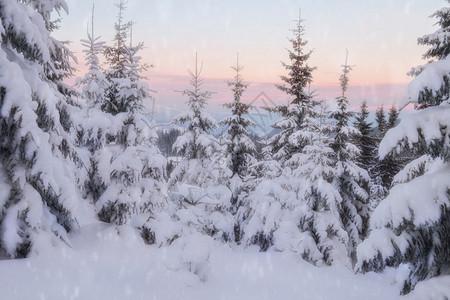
[353,100,375,170]
[102,2,153,115]
[220,54,257,178]
[124,21,151,86]
[418,2,450,60]
[276,15,316,107]
[223,54,251,118]
[77,4,106,109]
[104,0,130,78]
[387,105,399,129]
[375,106,387,134]
[334,50,354,116]
[404,2,450,110]
[267,13,318,164]
[339,50,353,98]
[354,100,372,130]
[331,51,359,162]
[172,54,217,160]
[119,41,152,114]
[181,54,214,124]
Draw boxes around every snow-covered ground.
[0,223,404,300]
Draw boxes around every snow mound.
[404,275,450,300]
[0,222,400,300]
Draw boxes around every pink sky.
[55,0,444,115]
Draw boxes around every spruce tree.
[95,5,167,229]
[353,100,376,171]
[357,1,450,293]
[169,55,233,242]
[381,105,402,190]
[243,14,317,251]
[170,55,216,163]
[285,102,349,266]
[244,102,351,267]
[409,1,450,108]
[387,105,399,129]
[219,54,257,242]
[244,14,322,253]
[330,52,369,262]
[0,0,81,257]
[375,106,387,135]
[75,5,109,202]
[102,0,130,115]
[77,5,107,111]
[220,54,256,179]
[372,105,402,190]
[372,105,392,189]
[267,15,317,165]
[353,102,387,210]
[354,100,387,210]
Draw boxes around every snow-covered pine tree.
[371,105,391,189]
[267,14,317,165]
[102,0,130,116]
[243,14,317,251]
[283,102,349,266]
[357,2,450,293]
[353,101,386,210]
[75,5,110,202]
[0,0,82,257]
[220,54,256,180]
[169,55,233,242]
[330,51,369,262]
[77,5,106,111]
[383,105,402,185]
[219,54,256,242]
[354,100,376,171]
[372,104,401,190]
[170,54,218,184]
[387,105,399,129]
[95,9,167,230]
[241,136,282,251]
[375,106,387,135]
[248,136,282,180]
[410,1,450,108]
[244,101,350,267]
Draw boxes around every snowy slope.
[405,276,450,300]
[0,223,401,300]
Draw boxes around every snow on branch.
[379,104,450,160]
